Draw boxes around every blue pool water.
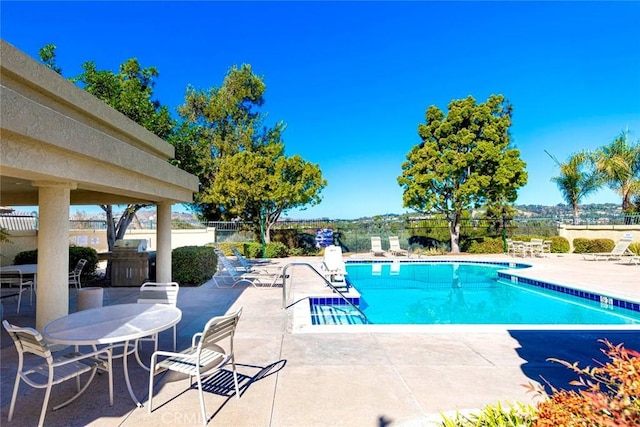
[337,261,640,325]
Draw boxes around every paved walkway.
[1,253,638,426]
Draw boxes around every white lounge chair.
[213,249,280,288]
[148,309,242,426]
[388,236,408,256]
[231,246,283,276]
[583,233,635,261]
[321,245,347,283]
[370,236,385,256]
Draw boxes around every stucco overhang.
[0,40,200,206]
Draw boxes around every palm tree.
[547,150,602,225]
[595,130,640,213]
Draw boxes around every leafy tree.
[38,46,174,251]
[213,142,326,243]
[547,150,603,225]
[173,64,268,220]
[398,95,527,253]
[173,64,325,241]
[595,129,640,213]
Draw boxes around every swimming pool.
[309,261,640,326]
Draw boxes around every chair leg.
[39,382,54,427]
[8,367,22,421]
[196,372,207,426]
[231,356,240,399]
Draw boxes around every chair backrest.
[371,236,383,251]
[230,247,252,271]
[323,245,344,271]
[2,320,52,361]
[72,259,87,275]
[611,233,634,254]
[389,236,401,250]
[198,308,242,356]
[138,282,179,306]
[215,250,242,277]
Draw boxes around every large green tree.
[595,130,640,213]
[398,95,527,253]
[38,45,175,251]
[213,142,326,243]
[547,150,603,225]
[172,64,326,240]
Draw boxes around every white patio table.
[0,263,37,284]
[43,303,182,407]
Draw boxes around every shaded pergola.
[0,40,200,330]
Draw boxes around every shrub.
[14,246,99,280]
[588,238,614,253]
[172,246,217,286]
[572,238,590,253]
[466,237,505,254]
[264,241,288,258]
[629,242,640,255]
[440,401,536,426]
[548,236,569,253]
[243,242,263,258]
[531,340,640,426]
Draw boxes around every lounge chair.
[583,233,635,261]
[388,236,408,256]
[370,236,385,256]
[231,246,282,276]
[213,249,280,288]
[321,245,347,283]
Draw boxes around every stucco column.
[156,202,172,283]
[33,181,76,331]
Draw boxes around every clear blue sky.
[2,1,639,220]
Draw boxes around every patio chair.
[583,233,635,261]
[68,258,87,289]
[388,236,408,256]
[137,282,180,352]
[0,269,34,313]
[370,236,385,256]
[213,249,279,288]
[321,245,347,283]
[3,320,113,427]
[148,308,242,426]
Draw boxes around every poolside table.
[43,303,181,407]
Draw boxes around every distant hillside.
[514,203,621,217]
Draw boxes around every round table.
[43,303,182,407]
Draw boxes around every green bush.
[264,241,288,258]
[172,246,217,286]
[14,246,99,280]
[629,242,640,255]
[466,237,505,254]
[572,238,590,253]
[549,236,570,253]
[588,238,615,253]
[242,242,263,258]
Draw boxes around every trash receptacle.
[77,287,104,311]
[147,251,157,282]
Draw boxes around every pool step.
[311,304,366,325]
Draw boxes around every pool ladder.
[280,262,369,324]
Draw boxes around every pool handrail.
[280,262,368,324]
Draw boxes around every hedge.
[172,246,217,286]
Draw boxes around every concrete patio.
[1,253,639,426]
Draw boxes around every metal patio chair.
[68,258,87,289]
[3,320,113,427]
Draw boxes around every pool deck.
[1,253,639,426]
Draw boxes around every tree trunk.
[448,212,461,253]
[572,205,579,225]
